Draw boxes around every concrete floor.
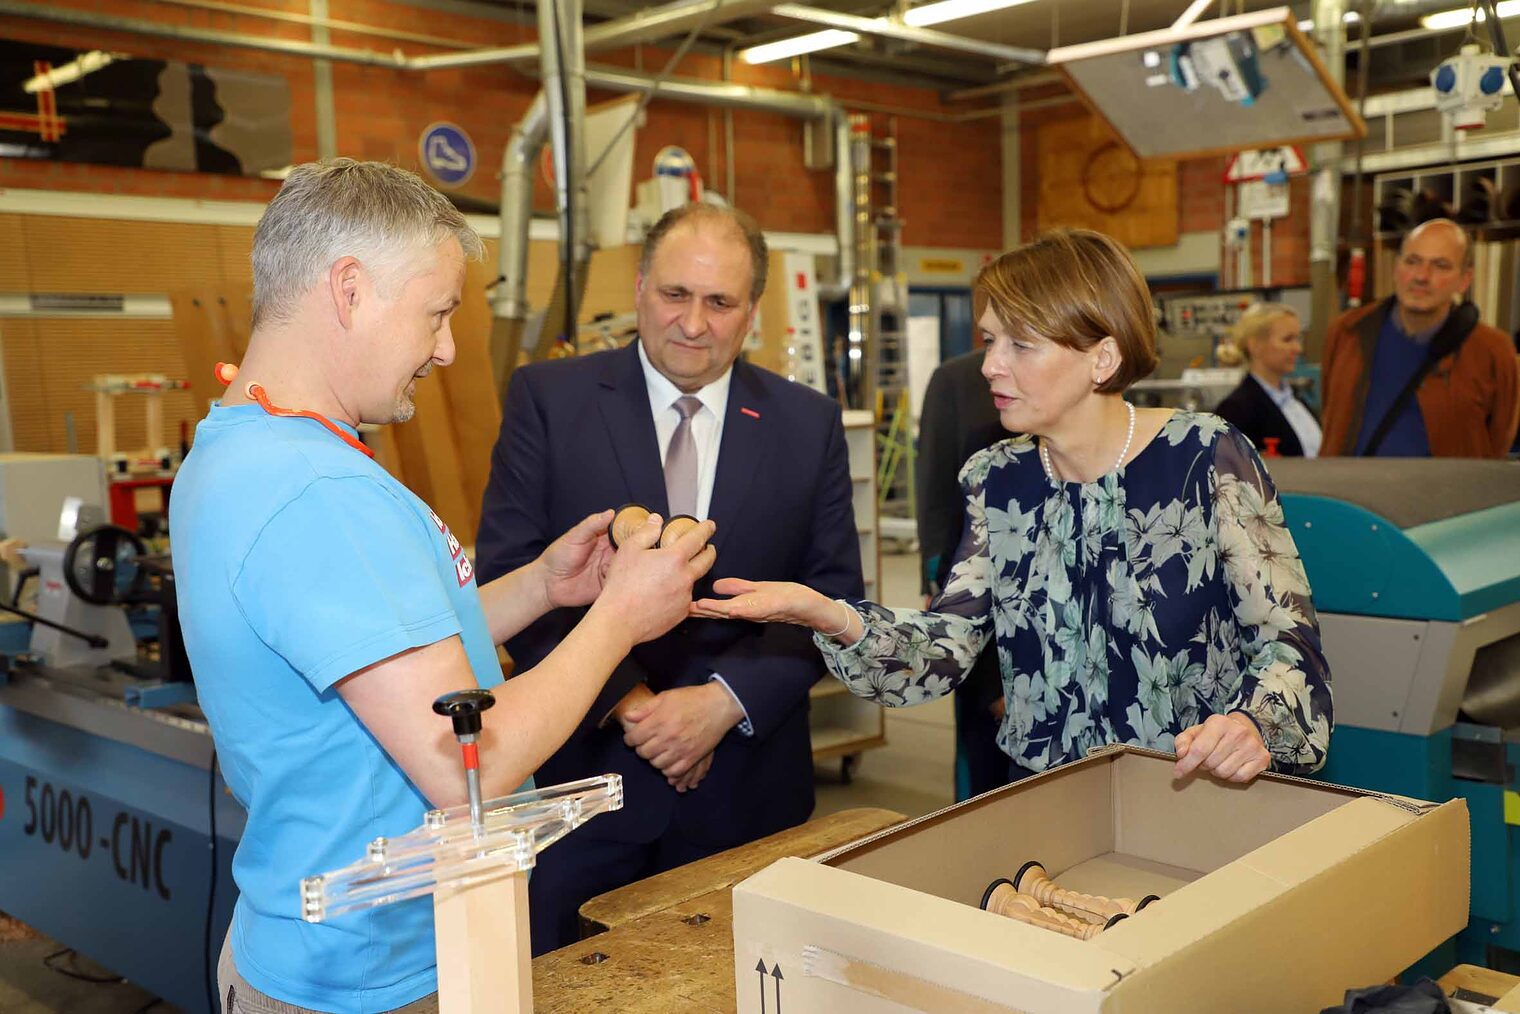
[0,550,957,1013]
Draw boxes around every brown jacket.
[1320,299,1519,458]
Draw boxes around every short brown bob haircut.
[972,228,1159,394]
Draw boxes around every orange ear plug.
[215,362,240,385]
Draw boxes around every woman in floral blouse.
[696,229,1332,784]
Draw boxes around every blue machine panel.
[0,705,243,1014]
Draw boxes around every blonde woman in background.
[1213,303,1322,458]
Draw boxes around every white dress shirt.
[1252,373,1322,459]
[638,341,732,520]
[636,341,752,735]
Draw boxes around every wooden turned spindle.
[980,882,1105,941]
[1013,861,1148,922]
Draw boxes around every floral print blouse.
[816,412,1333,776]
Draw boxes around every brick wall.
[0,0,1004,249]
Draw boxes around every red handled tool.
[433,689,497,833]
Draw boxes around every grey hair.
[639,202,769,303]
[252,158,483,328]
[1228,302,1299,362]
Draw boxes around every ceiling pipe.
[410,0,778,71]
[768,4,1045,65]
[582,64,836,118]
[0,0,787,73]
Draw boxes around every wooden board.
[170,288,253,412]
[748,249,791,378]
[535,887,737,1014]
[536,808,906,1014]
[577,807,905,934]
[1035,113,1178,251]
[433,257,502,539]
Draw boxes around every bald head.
[1393,217,1474,329]
[1401,218,1473,272]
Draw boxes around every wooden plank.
[171,288,250,413]
[535,888,736,1014]
[435,870,533,1014]
[749,250,790,377]
[577,807,905,934]
[389,363,475,537]
[438,258,504,548]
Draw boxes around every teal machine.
[1273,459,1520,970]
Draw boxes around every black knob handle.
[432,688,496,737]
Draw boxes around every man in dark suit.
[915,347,1009,798]
[475,202,863,955]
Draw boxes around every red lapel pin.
[740,407,760,419]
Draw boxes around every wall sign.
[419,121,475,188]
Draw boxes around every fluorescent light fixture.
[23,50,116,94]
[1422,0,1520,30]
[901,0,1038,28]
[744,0,1037,65]
[740,28,860,64]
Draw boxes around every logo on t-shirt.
[427,508,474,587]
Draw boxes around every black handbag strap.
[1361,301,1480,456]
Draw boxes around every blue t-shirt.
[170,403,503,1013]
[1353,312,1433,456]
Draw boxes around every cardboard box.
[733,746,1469,1013]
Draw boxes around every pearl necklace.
[1041,400,1136,484]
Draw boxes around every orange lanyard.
[216,362,375,458]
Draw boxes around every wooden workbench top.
[534,806,905,1012]
[576,806,905,934]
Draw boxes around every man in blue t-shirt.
[171,159,716,1014]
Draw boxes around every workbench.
[532,807,904,1012]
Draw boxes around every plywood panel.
[437,257,503,545]
[27,319,198,456]
[524,240,641,325]
[0,214,32,290]
[170,288,253,410]
[1036,113,1178,250]
[1,320,50,452]
[215,225,257,289]
[21,217,229,292]
[751,249,789,376]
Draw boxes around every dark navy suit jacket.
[475,340,863,848]
[1212,374,1317,457]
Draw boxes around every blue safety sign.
[419,122,475,187]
